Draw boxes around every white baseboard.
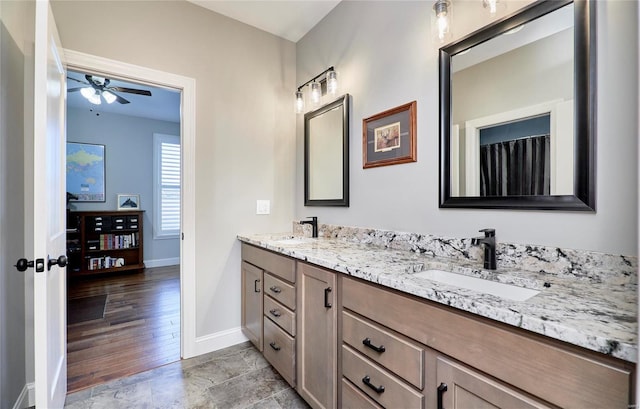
[12,382,34,409]
[190,327,248,357]
[144,257,180,268]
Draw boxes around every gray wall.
[67,107,181,265]
[52,0,297,343]
[0,1,29,407]
[296,0,639,256]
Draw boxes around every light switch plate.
[256,199,270,215]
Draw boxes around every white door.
[33,1,67,407]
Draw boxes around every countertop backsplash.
[294,222,637,284]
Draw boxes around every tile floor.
[64,342,310,409]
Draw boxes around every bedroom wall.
[67,107,181,265]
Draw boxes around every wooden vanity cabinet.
[241,244,297,386]
[340,276,635,409]
[241,261,263,351]
[296,262,338,409]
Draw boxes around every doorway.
[62,50,197,392]
[65,68,182,392]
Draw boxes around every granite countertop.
[238,233,638,363]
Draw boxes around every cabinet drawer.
[112,216,127,225]
[242,244,295,283]
[342,345,423,409]
[343,310,423,389]
[341,378,382,409]
[264,273,295,311]
[342,277,632,409]
[264,295,295,336]
[263,317,295,387]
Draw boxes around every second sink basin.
[413,269,540,302]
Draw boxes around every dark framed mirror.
[439,0,596,210]
[304,94,350,206]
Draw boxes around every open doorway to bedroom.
[65,69,182,392]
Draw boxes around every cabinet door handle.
[269,342,281,351]
[362,337,386,353]
[269,309,281,317]
[324,287,332,308]
[437,382,448,409]
[254,279,261,293]
[269,286,282,294]
[362,376,385,394]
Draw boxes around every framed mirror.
[439,0,596,210]
[305,94,350,206]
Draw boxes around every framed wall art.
[363,101,417,168]
[66,142,106,202]
[117,194,140,210]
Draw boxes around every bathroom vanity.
[238,232,636,408]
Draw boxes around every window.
[153,133,180,239]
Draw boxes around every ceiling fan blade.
[109,86,152,96]
[111,92,131,104]
[67,77,89,85]
[67,87,84,93]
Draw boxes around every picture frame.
[66,142,106,201]
[117,194,140,210]
[363,101,417,168]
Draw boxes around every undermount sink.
[273,237,316,245]
[413,269,540,302]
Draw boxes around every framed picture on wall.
[66,142,106,201]
[117,194,140,210]
[363,101,417,168]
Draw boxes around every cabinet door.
[241,262,263,351]
[436,357,552,409]
[297,262,337,409]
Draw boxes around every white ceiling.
[66,70,181,123]
[187,0,341,42]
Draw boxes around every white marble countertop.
[238,233,637,363]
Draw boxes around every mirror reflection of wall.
[308,106,343,200]
[450,3,574,198]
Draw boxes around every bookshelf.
[67,210,145,276]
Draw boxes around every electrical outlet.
[256,200,270,215]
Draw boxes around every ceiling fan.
[67,74,152,105]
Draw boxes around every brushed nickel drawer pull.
[269,286,282,294]
[362,375,385,394]
[269,309,281,317]
[362,337,386,353]
[269,342,281,351]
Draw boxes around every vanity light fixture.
[433,0,452,43]
[294,66,338,114]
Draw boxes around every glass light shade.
[484,0,498,15]
[310,82,321,107]
[102,90,117,104]
[295,90,305,114]
[433,0,452,43]
[80,87,94,99]
[326,70,338,96]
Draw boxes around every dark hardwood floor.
[66,265,180,393]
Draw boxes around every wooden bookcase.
[67,210,145,276]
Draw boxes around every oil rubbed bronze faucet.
[471,228,496,270]
[300,216,318,238]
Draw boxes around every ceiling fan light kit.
[67,74,153,106]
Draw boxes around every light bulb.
[310,82,321,106]
[483,0,498,16]
[102,90,116,104]
[80,87,94,99]
[88,93,101,105]
[295,90,305,114]
[433,0,451,43]
[326,70,338,96]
